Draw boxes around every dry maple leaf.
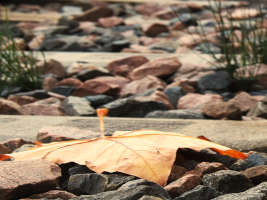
[0,130,247,186]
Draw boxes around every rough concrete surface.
[36,52,215,69]
[0,115,267,152]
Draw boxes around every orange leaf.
[0,154,12,161]
[197,135,211,142]
[5,130,238,186]
[34,141,43,147]
[210,148,248,160]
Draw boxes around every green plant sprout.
[199,0,267,80]
[0,8,42,96]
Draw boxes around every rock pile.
[1,134,267,200]
[1,0,267,120]
[0,55,266,120]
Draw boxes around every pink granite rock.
[0,160,61,200]
[98,16,123,28]
[135,3,164,16]
[0,144,12,154]
[73,6,113,22]
[242,165,267,185]
[37,126,99,143]
[16,4,41,12]
[202,99,242,120]
[8,95,37,106]
[21,97,65,116]
[130,57,181,80]
[38,59,66,78]
[2,138,33,152]
[168,165,188,183]
[21,190,77,200]
[42,76,59,91]
[164,173,201,198]
[73,76,129,97]
[0,99,22,115]
[16,22,38,39]
[228,92,260,113]
[120,75,166,97]
[154,8,178,20]
[143,23,169,37]
[56,78,83,88]
[135,90,173,109]
[194,162,227,177]
[178,93,222,109]
[178,33,203,47]
[107,55,149,77]
[229,8,260,20]
[28,34,45,50]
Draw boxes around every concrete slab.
[61,0,242,7]
[36,51,215,68]
[0,115,267,152]
[99,0,242,6]
[0,7,61,23]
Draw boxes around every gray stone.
[183,148,236,169]
[230,152,267,171]
[75,68,112,82]
[41,36,96,51]
[68,173,108,195]
[247,96,267,118]
[212,182,267,200]
[150,40,178,53]
[197,71,232,91]
[245,182,267,195]
[194,42,221,54]
[173,185,221,200]
[68,165,95,176]
[51,86,75,96]
[139,195,165,200]
[164,87,184,108]
[145,109,205,119]
[250,90,267,96]
[62,96,96,116]
[212,193,265,200]
[70,179,170,200]
[202,170,253,194]
[11,89,50,99]
[0,86,22,98]
[39,37,66,51]
[58,16,80,29]
[94,31,125,51]
[103,96,169,117]
[0,160,61,200]
[105,173,137,191]
[67,166,136,191]
[177,13,197,26]
[23,190,77,200]
[33,25,70,36]
[85,95,114,108]
[111,39,130,52]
